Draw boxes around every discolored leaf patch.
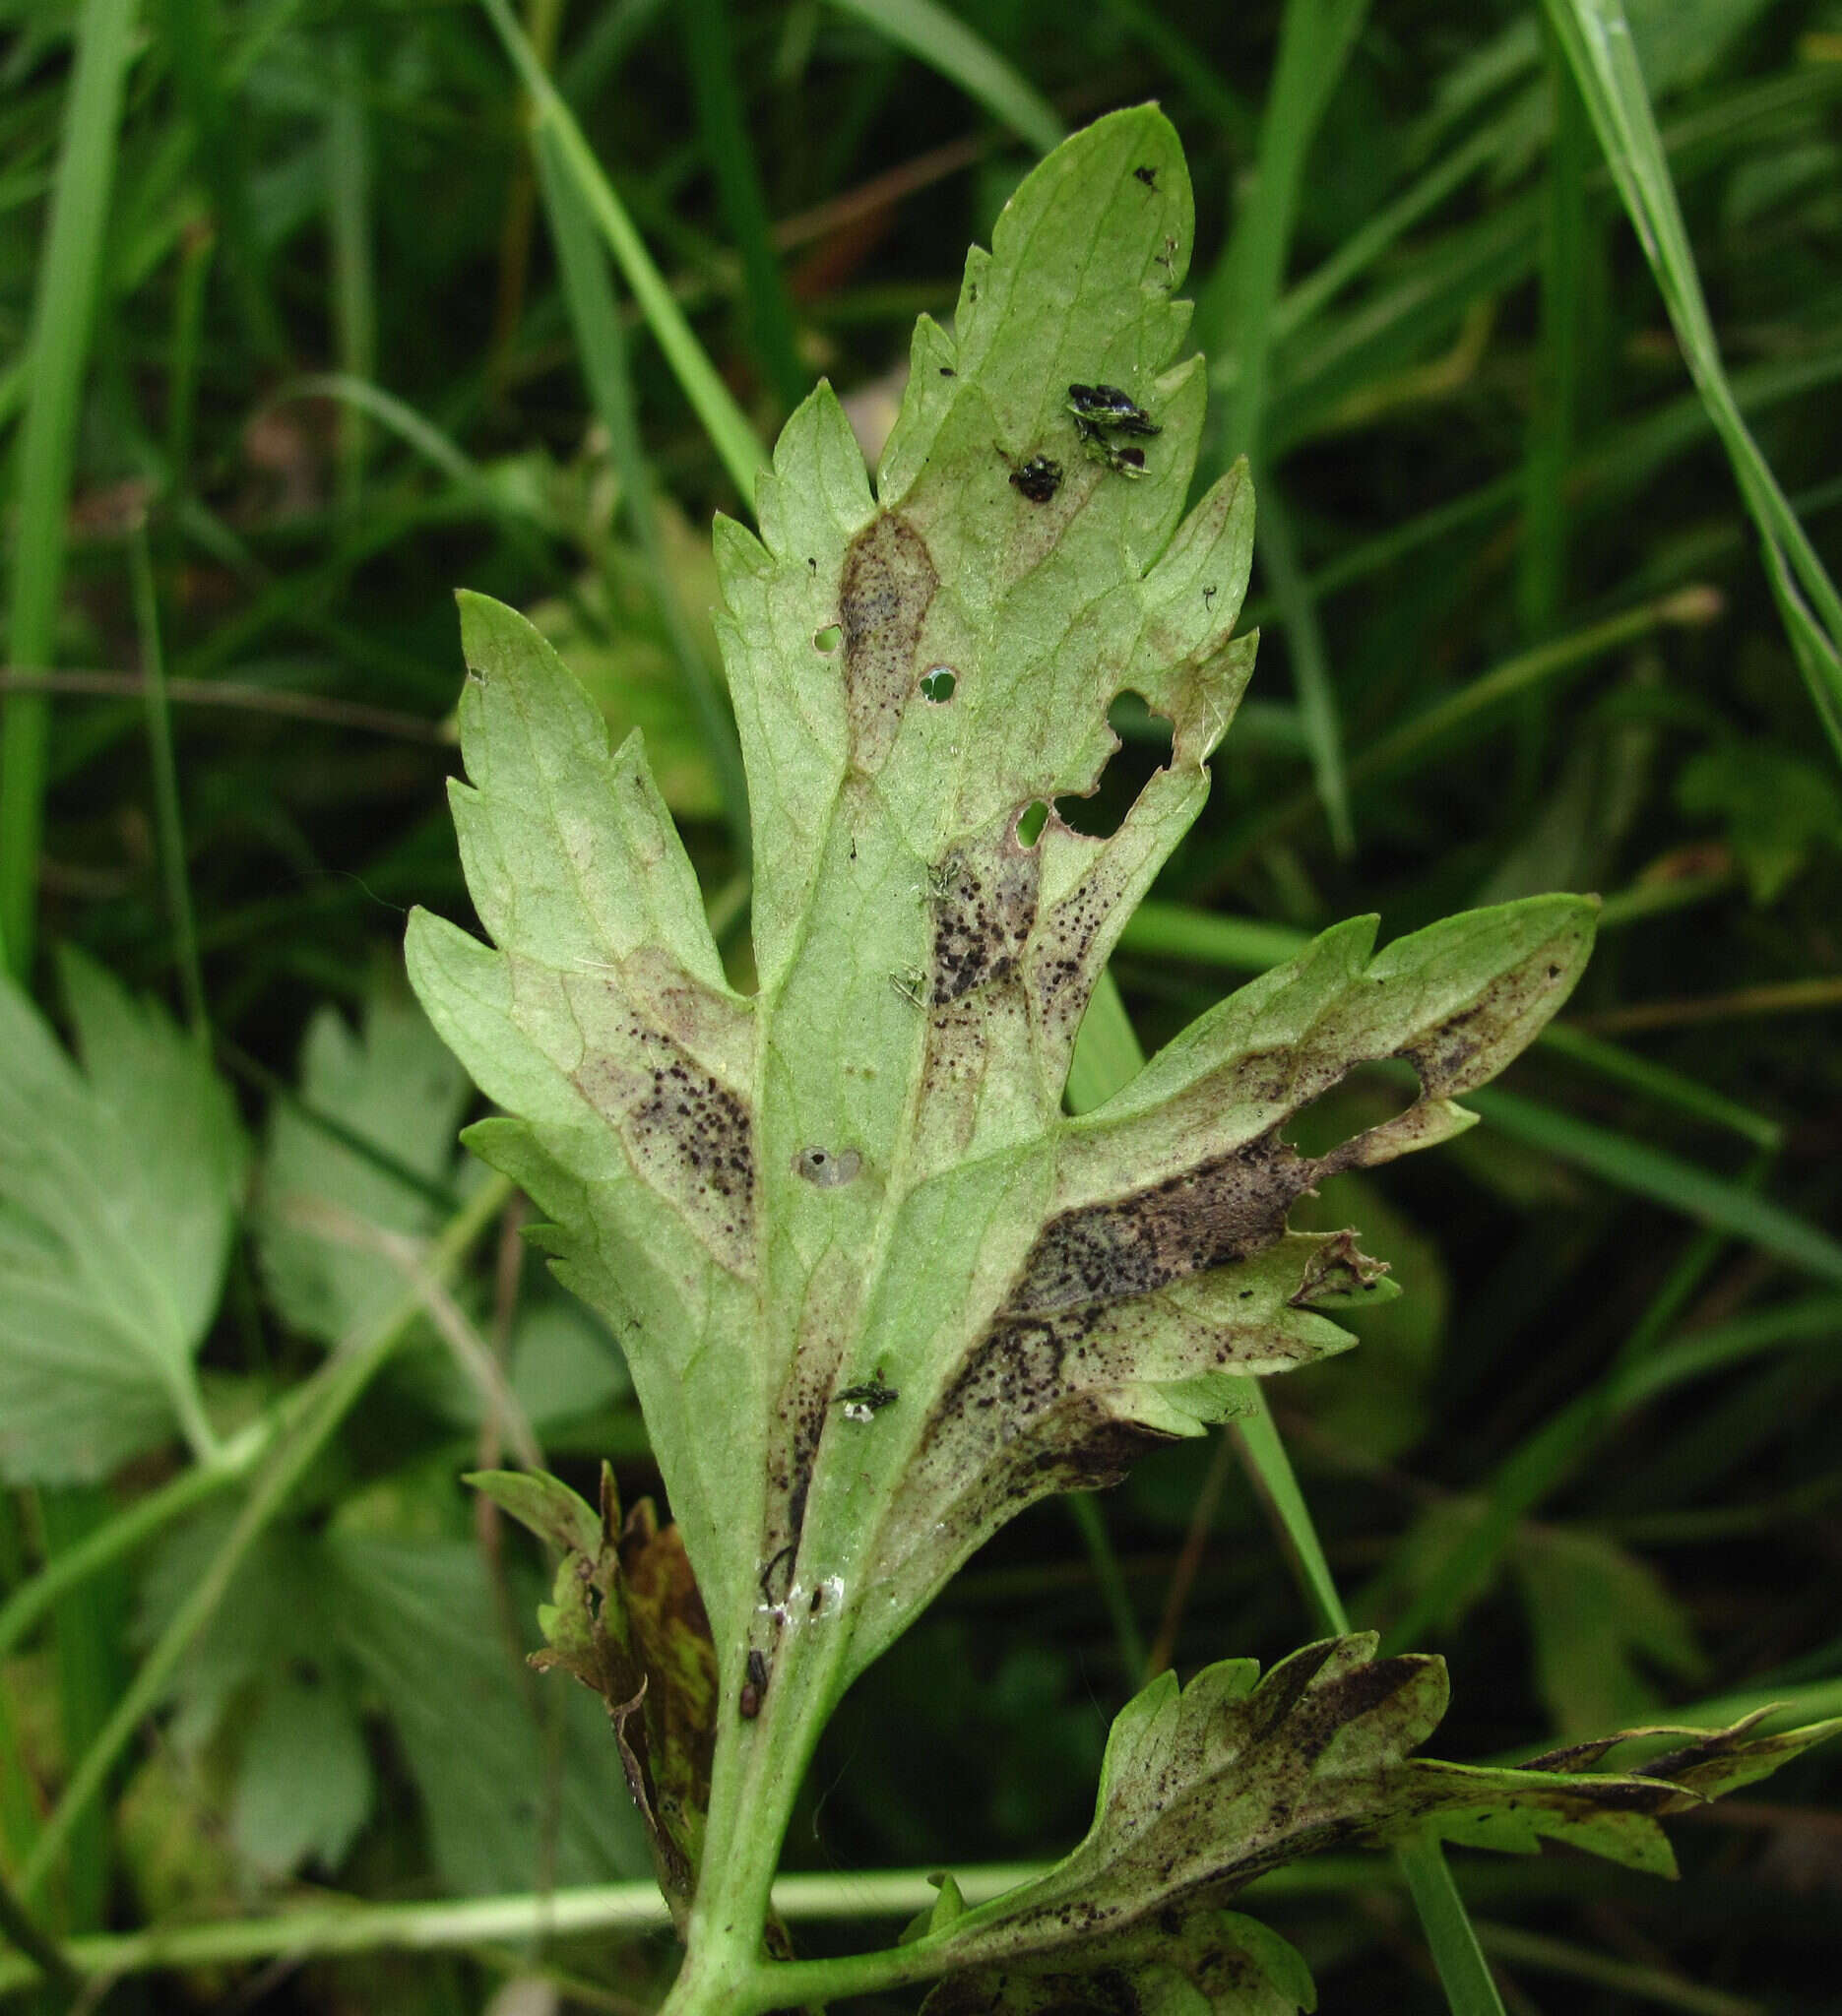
[912,1636,1842,1988]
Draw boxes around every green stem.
[17,1175,513,1902]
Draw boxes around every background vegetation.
[1,0,1840,2010]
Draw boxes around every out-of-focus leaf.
[256,988,471,1345]
[0,949,245,1481]
[1675,739,1842,902]
[331,1531,653,1894]
[1514,1525,1705,1740]
[409,1293,628,1433]
[1625,0,1776,94]
[230,1672,372,1877]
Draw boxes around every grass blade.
[476,0,769,500]
[679,0,806,411]
[1466,1087,1842,1287]
[1544,0,1842,762]
[825,0,1063,155]
[1258,477,1354,854]
[0,0,139,978]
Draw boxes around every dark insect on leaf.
[739,1648,768,1719]
[1065,383,1160,435]
[834,1369,900,1418]
[1009,455,1063,504]
[1134,164,1158,188]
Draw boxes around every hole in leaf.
[920,666,957,703]
[1282,1063,1421,1161]
[1015,801,1048,848]
[813,624,843,654]
[1055,691,1175,838]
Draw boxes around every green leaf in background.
[1675,737,1842,902]
[1514,1525,1706,1740]
[138,1507,653,1894]
[256,987,472,1346]
[230,1672,372,1879]
[0,949,245,1480]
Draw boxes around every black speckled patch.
[1005,1134,1309,1318]
[839,511,936,773]
[571,1010,754,1272]
[929,838,1042,1004]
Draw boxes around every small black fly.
[1073,417,1147,479]
[739,1648,768,1720]
[1134,164,1158,188]
[834,1369,899,1419]
[1008,455,1062,504]
[1066,383,1160,436]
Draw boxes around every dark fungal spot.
[571,1011,754,1269]
[839,511,937,773]
[1005,1134,1314,1318]
[928,836,1041,1005]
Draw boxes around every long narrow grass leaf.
[0,0,139,976]
[476,0,769,499]
[825,0,1063,155]
[1466,1087,1842,1286]
[1544,0,1842,761]
[536,126,752,857]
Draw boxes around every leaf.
[507,1462,719,1917]
[256,987,472,1345]
[924,1910,1317,2016]
[230,1673,373,1878]
[1514,1525,1705,1740]
[467,1466,603,1556]
[916,1635,1842,1980]
[328,1530,653,1894]
[0,949,245,1481]
[1675,738,1841,903]
[408,108,1600,1752]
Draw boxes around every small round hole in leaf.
[920,666,957,703]
[1015,801,1048,848]
[813,624,843,654]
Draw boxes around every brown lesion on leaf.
[1288,1228,1390,1306]
[527,1465,716,1930]
[840,511,937,774]
[571,1004,755,1273]
[928,832,1042,1005]
[1006,1135,1313,1318]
